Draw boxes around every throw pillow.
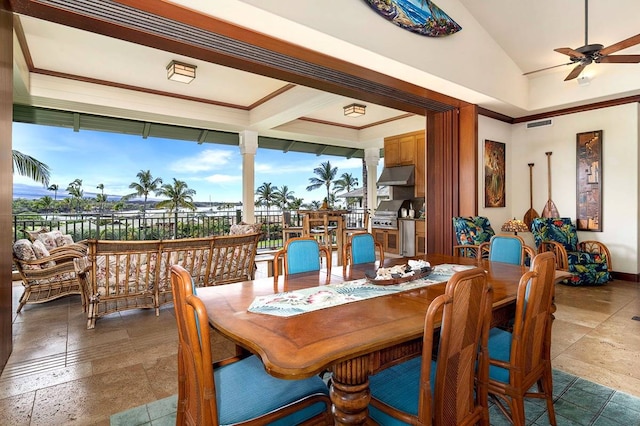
[229,222,262,235]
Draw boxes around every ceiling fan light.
[343,103,366,117]
[577,75,591,86]
[167,60,197,83]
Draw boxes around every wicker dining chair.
[273,237,331,282]
[486,251,557,425]
[342,232,384,274]
[368,267,493,426]
[170,265,333,426]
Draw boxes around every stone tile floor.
[111,369,640,426]
[2,261,640,425]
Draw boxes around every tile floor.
[1,263,640,425]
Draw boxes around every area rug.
[110,369,640,426]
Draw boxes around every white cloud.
[203,174,242,184]
[169,149,235,173]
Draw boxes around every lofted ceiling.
[9,0,640,153]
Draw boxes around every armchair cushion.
[531,218,578,251]
[452,216,495,245]
[531,217,611,286]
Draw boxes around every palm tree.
[306,161,338,205]
[255,182,277,243]
[124,170,163,233]
[155,178,196,239]
[12,150,51,186]
[333,172,359,208]
[96,183,106,214]
[66,179,83,212]
[273,185,295,210]
[47,184,59,201]
[37,195,54,219]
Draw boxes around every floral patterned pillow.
[229,222,262,235]
[60,235,75,246]
[37,232,58,251]
[32,240,56,268]
[13,239,40,270]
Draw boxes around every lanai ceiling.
[9,0,640,152]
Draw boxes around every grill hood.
[377,165,415,186]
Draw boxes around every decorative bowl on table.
[365,260,432,286]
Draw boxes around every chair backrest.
[420,267,493,425]
[350,233,377,265]
[452,216,495,245]
[283,237,323,274]
[530,217,578,251]
[487,235,525,265]
[170,265,218,425]
[511,251,556,382]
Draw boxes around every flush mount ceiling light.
[166,60,196,83]
[343,103,366,117]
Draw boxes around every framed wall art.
[576,130,603,231]
[484,140,505,208]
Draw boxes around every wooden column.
[0,1,14,371]
[426,105,478,255]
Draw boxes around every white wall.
[491,103,640,274]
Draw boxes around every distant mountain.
[13,183,123,201]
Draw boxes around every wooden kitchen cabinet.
[373,229,400,255]
[384,131,426,198]
[415,219,426,255]
[384,137,400,167]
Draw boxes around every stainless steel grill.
[371,200,410,230]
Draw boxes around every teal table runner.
[248,264,475,317]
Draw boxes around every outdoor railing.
[13,208,367,251]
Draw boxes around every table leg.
[330,355,371,425]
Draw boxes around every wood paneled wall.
[426,105,478,255]
[0,0,14,370]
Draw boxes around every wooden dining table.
[196,254,553,425]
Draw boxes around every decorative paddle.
[541,152,559,218]
[523,163,539,227]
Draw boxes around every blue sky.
[12,122,375,204]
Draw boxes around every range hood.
[377,165,415,186]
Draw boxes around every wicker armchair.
[531,217,611,286]
[452,216,495,258]
[13,239,86,313]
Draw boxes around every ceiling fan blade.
[523,62,574,76]
[554,47,585,58]
[598,54,640,63]
[564,63,588,81]
[599,33,640,56]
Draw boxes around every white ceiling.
[11,0,640,148]
[459,0,640,79]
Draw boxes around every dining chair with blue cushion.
[342,232,384,274]
[452,216,496,258]
[478,234,534,266]
[487,251,557,426]
[368,267,493,426]
[170,265,332,426]
[530,217,611,286]
[273,237,331,281]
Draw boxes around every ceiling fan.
[525,0,640,81]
